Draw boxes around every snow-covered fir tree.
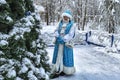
[0,0,50,80]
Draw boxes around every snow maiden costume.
[51,10,76,78]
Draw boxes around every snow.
[94,46,120,59]
[34,4,45,13]
[9,27,31,40]
[28,71,37,80]
[15,77,23,80]
[22,58,32,66]
[39,67,46,77]
[6,16,13,22]
[0,33,10,39]
[47,45,120,80]
[37,43,42,48]
[7,69,16,78]
[0,0,6,5]
[32,41,36,48]
[115,0,120,3]
[19,64,28,74]
[22,16,35,27]
[26,52,34,58]
[35,55,40,65]
[0,51,4,55]
[0,40,8,46]
[41,24,57,34]
[0,75,4,80]
[8,60,15,65]
[33,12,41,21]
[39,67,49,80]
[111,8,115,15]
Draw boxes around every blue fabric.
[52,44,59,64]
[52,20,74,67]
[111,35,114,47]
[63,46,74,67]
[56,36,64,44]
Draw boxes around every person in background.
[50,10,76,79]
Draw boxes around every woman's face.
[63,16,70,22]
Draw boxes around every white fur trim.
[63,66,76,75]
[51,44,64,73]
[62,13,72,19]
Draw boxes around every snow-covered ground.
[47,45,120,80]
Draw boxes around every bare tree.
[82,0,88,30]
[77,0,82,30]
[99,0,115,33]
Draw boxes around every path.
[47,45,120,80]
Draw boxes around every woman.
[51,10,76,78]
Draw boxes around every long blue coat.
[52,20,74,67]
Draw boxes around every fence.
[80,30,120,51]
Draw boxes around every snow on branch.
[0,0,6,5]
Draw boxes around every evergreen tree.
[0,0,50,80]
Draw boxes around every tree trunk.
[45,4,49,25]
[108,15,115,33]
[82,0,87,30]
[77,0,81,30]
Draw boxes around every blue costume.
[52,10,76,75]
